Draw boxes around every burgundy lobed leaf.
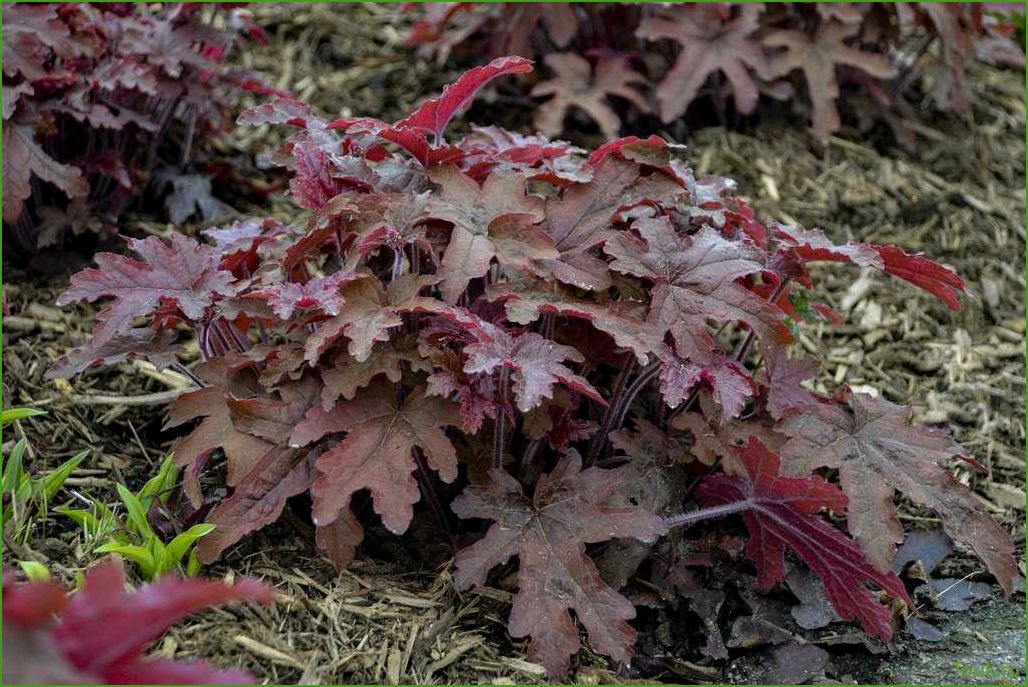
[777,393,1016,592]
[606,217,792,362]
[55,234,236,346]
[291,382,461,537]
[453,451,667,678]
[697,438,912,640]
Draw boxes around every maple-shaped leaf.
[395,55,534,140]
[249,270,364,319]
[697,438,912,641]
[426,165,549,302]
[3,559,271,685]
[237,96,317,128]
[321,338,431,410]
[539,156,682,290]
[453,451,667,678]
[227,376,322,447]
[465,322,605,413]
[637,4,767,121]
[352,191,434,260]
[304,275,445,364]
[777,393,1016,592]
[56,234,236,345]
[3,123,89,223]
[290,383,461,536]
[166,386,276,506]
[606,217,791,362]
[763,21,897,140]
[760,347,820,420]
[198,447,313,564]
[531,53,649,140]
[486,277,662,364]
[659,350,756,419]
[47,328,179,379]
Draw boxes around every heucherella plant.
[50,57,1014,678]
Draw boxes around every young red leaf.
[395,55,533,140]
[452,451,667,678]
[426,165,547,302]
[637,4,767,121]
[772,223,967,309]
[56,234,235,345]
[659,351,756,418]
[696,438,912,641]
[531,53,649,140]
[249,270,364,319]
[465,322,605,413]
[763,21,897,140]
[290,383,460,536]
[606,217,791,362]
[777,393,1016,592]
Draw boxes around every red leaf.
[465,321,605,412]
[873,244,966,311]
[453,451,666,678]
[539,156,681,290]
[760,346,820,420]
[659,351,756,418]
[291,383,460,535]
[2,559,272,685]
[606,217,791,362]
[47,328,179,379]
[486,277,662,364]
[395,55,533,140]
[531,53,649,140]
[56,234,235,345]
[777,393,1016,592]
[697,438,911,640]
[249,270,364,319]
[304,275,445,364]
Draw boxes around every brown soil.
[2,4,1024,684]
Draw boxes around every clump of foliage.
[1,2,274,252]
[408,2,1025,143]
[51,57,1015,678]
[58,456,215,580]
[2,558,272,684]
[2,408,86,544]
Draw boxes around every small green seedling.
[58,456,214,579]
[2,408,86,544]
